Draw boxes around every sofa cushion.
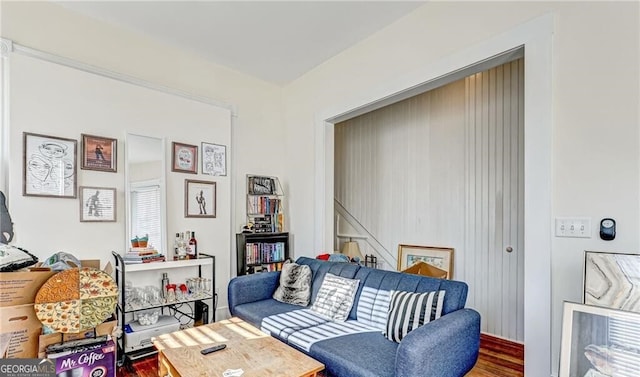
[355,286,391,331]
[287,319,379,352]
[272,261,312,306]
[384,290,445,343]
[310,273,359,321]
[309,332,397,377]
[232,298,303,329]
[261,309,329,342]
[350,265,468,319]
[295,257,360,304]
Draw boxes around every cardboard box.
[50,339,116,377]
[0,260,115,359]
[0,268,56,307]
[401,261,448,279]
[0,304,42,358]
[38,319,117,359]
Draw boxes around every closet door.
[465,59,524,341]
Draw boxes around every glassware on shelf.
[165,283,177,302]
[138,311,159,326]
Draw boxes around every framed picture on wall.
[583,251,640,313]
[397,244,454,279]
[79,186,116,222]
[23,132,77,198]
[172,142,198,174]
[558,301,640,377]
[201,142,226,176]
[185,179,216,218]
[81,134,117,172]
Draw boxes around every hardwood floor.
[466,333,524,377]
[119,333,524,377]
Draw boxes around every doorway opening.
[316,15,552,376]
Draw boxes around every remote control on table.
[200,344,227,355]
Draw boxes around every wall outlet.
[555,217,591,238]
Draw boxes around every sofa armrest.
[227,272,281,315]
[395,308,481,377]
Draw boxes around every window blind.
[131,183,162,252]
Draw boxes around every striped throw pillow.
[309,273,360,321]
[384,290,446,343]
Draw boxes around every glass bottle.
[188,231,198,259]
[178,232,187,260]
[173,233,180,260]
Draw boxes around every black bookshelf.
[236,232,289,276]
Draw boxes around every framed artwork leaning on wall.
[397,244,454,279]
[583,251,640,313]
[559,301,640,377]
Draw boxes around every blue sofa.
[228,257,481,377]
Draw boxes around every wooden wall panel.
[335,80,466,268]
[335,59,524,341]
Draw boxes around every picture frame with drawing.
[81,134,117,172]
[79,186,116,222]
[185,179,216,218]
[201,142,226,176]
[397,244,454,279]
[559,301,640,377]
[171,142,198,174]
[23,132,77,198]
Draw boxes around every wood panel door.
[464,59,524,341]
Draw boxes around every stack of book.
[124,248,165,264]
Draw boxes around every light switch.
[555,217,591,238]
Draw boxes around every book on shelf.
[246,262,284,274]
[124,256,165,264]
[123,249,165,264]
[247,196,281,215]
[244,242,285,265]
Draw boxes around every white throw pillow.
[310,273,360,321]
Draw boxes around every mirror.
[125,134,167,253]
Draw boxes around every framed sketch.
[247,175,275,195]
[559,301,640,377]
[584,251,640,313]
[171,142,198,174]
[81,134,117,172]
[201,142,226,176]
[79,186,116,222]
[397,244,454,279]
[23,132,77,198]
[185,179,216,218]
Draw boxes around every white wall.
[1,1,639,374]
[0,1,286,317]
[283,2,639,376]
[0,0,286,239]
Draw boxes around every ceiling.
[55,1,425,85]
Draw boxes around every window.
[130,180,163,252]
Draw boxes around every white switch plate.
[555,217,591,238]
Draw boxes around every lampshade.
[341,241,364,261]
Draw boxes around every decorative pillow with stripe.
[309,273,360,321]
[384,289,445,343]
[272,261,312,306]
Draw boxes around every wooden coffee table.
[152,317,324,377]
